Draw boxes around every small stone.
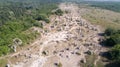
[51,26,54,28]
[59,54,63,57]
[6,64,10,67]
[27,48,30,50]
[71,52,74,54]
[76,47,79,50]
[84,50,92,55]
[60,50,64,52]
[66,55,69,58]
[75,52,81,55]
[80,59,84,63]
[66,48,69,51]
[53,51,57,54]
[29,55,32,58]
[54,63,58,66]
[42,51,47,55]
[14,55,18,58]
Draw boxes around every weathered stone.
[66,55,69,58]
[80,59,84,63]
[6,64,10,67]
[54,63,58,66]
[84,50,92,55]
[50,26,54,28]
[13,45,17,52]
[71,51,74,54]
[75,52,81,55]
[60,50,64,52]
[65,48,69,51]
[13,38,22,45]
[42,51,47,55]
[53,51,57,54]
[75,47,80,50]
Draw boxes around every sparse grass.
[0,59,7,67]
[58,62,62,67]
[79,6,120,30]
[80,54,97,67]
[96,60,104,67]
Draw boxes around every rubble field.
[5,3,107,67]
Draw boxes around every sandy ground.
[3,3,107,67]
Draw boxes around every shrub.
[54,9,63,16]
[106,34,120,46]
[105,28,117,36]
[0,46,10,56]
[110,44,120,62]
[35,14,50,23]
[33,21,43,28]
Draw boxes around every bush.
[35,14,50,23]
[106,34,120,46]
[104,28,120,46]
[0,46,10,56]
[110,44,120,62]
[104,28,120,64]
[105,28,117,36]
[54,9,63,16]
[33,21,43,28]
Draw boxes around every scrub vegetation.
[0,0,60,56]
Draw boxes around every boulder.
[13,45,17,52]
[13,38,22,45]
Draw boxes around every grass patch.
[0,21,40,56]
[0,59,7,67]
[79,6,120,30]
[80,54,97,67]
[96,60,105,67]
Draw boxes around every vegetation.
[0,59,7,67]
[78,1,120,30]
[35,14,50,23]
[81,54,96,67]
[58,62,62,67]
[89,1,120,13]
[110,44,120,62]
[105,28,120,46]
[105,28,117,36]
[77,1,120,66]
[104,28,120,64]
[0,0,60,56]
[77,1,120,13]
[54,9,63,16]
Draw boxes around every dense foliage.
[0,0,60,56]
[104,28,120,62]
[105,28,120,46]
